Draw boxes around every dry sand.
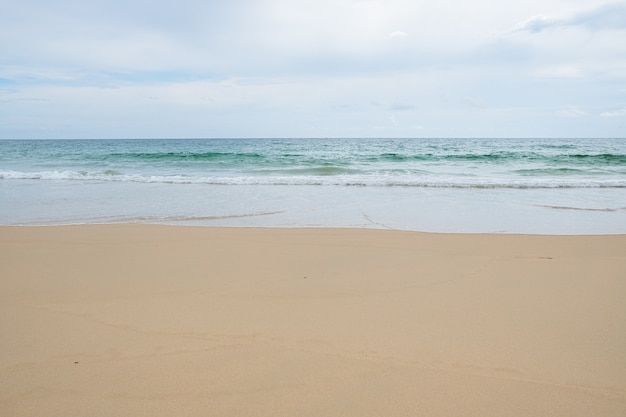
[0,225,624,416]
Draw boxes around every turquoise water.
[2,138,625,187]
[1,138,625,233]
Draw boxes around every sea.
[1,138,625,234]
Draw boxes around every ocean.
[1,138,625,233]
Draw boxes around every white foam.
[1,169,625,189]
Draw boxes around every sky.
[0,0,625,139]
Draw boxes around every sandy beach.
[1,225,624,416]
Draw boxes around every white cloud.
[514,15,555,33]
[513,2,626,33]
[601,107,626,117]
[556,105,586,118]
[388,31,408,40]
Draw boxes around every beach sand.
[0,225,624,416]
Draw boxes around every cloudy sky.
[1,0,625,138]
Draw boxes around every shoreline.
[1,224,625,416]
[4,222,626,236]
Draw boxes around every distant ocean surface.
[1,138,625,233]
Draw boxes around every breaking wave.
[2,169,625,189]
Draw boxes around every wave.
[514,168,589,175]
[0,170,122,181]
[61,148,626,168]
[564,153,626,163]
[372,152,626,165]
[2,169,625,189]
[255,166,360,176]
[104,151,266,162]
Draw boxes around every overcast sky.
[1,0,625,138]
